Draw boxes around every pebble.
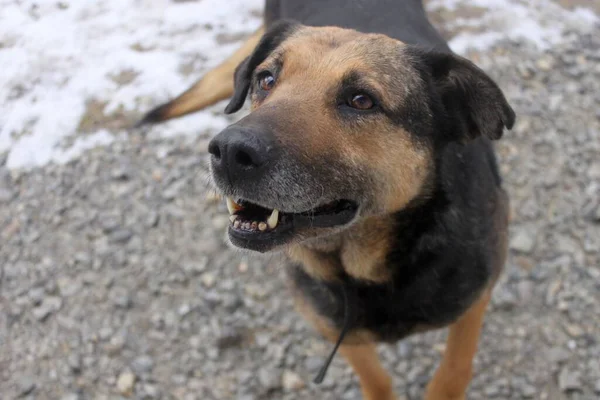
[68,353,82,374]
[510,229,536,253]
[110,287,132,309]
[132,355,154,374]
[558,367,581,392]
[201,272,216,288]
[28,286,45,305]
[0,188,15,203]
[61,394,81,400]
[547,347,571,364]
[117,370,136,395]
[281,370,305,391]
[258,367,282,391]
[32,296,62,321]
[109,228,133,244]
[216,327,245,350]
[18,376,36,396]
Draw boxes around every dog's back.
[268,0,449,51]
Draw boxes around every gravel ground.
[1,3,600,400]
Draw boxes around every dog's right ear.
[224,20,300,114]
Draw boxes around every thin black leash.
[313,284,352,384]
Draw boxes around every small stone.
[201,273,216,288]
[216,327,244,350]
[510,229,536,253]
[18,376,36,396]
[68,353,82,374]
[178,303,191,317]
[212,215,230,230]
[183,257,208,276]
[281,370,305,391]
[558,367,581,392]
[117,371,136,395]
[564,324,584,338]
[517,280,534,303]
[28,286,45,305]
[105,334,126,356]
[304,356,323,373]
[145,211,159,228]
[110,287,132,309]
[57,276,81,297]
[536,57,553,71]
[109,228,133,244]
[32,296,62,321]
[547,347,570,364]
[258,367,282,391]
[0,185,15,202]
[238,260,248,273]
[132,355,154,374]
[520,383,536,398]
[111,166,131,180]
[60,393,80,400]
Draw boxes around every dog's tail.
[136,26,265,127]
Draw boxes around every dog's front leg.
[424,289,492,400]
[340,343,396,400]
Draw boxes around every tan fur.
[339,343,396,400]
[425,288,493,400]
[255,28,432,284]
[153,27,264,121]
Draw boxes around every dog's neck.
[287,214,396,283]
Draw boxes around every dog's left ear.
[225,20,300,114]
[416,49,515,142]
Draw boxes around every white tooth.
[267,209,279,229]
[258,222,267,231]
[226,197,236,215]
[233,220,241,229]
[229,215,237,223]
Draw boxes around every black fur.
[224,20,299,114]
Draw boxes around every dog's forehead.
[268,27,418,84]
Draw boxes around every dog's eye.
[348,93,374,110]
[258,72,276,91]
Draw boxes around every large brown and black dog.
[140,1,515,399]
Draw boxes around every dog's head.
[208,21,515,252]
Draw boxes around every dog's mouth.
[225,197,359,251]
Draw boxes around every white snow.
[0,0,597,169]
[427,0,598,54]
[0,0,262,169]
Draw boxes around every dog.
[139,1,515,399]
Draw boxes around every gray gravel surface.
[2,6,600,400]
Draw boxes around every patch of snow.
[427,0,598,54]
[0,0,262,169]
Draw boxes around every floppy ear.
[224,20,300,114]
[417,49,515,142]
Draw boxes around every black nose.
[208,126,272,182]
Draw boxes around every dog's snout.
[209,126,273,183]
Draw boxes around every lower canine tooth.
[258,222,267,231]
[267,209,279,229]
